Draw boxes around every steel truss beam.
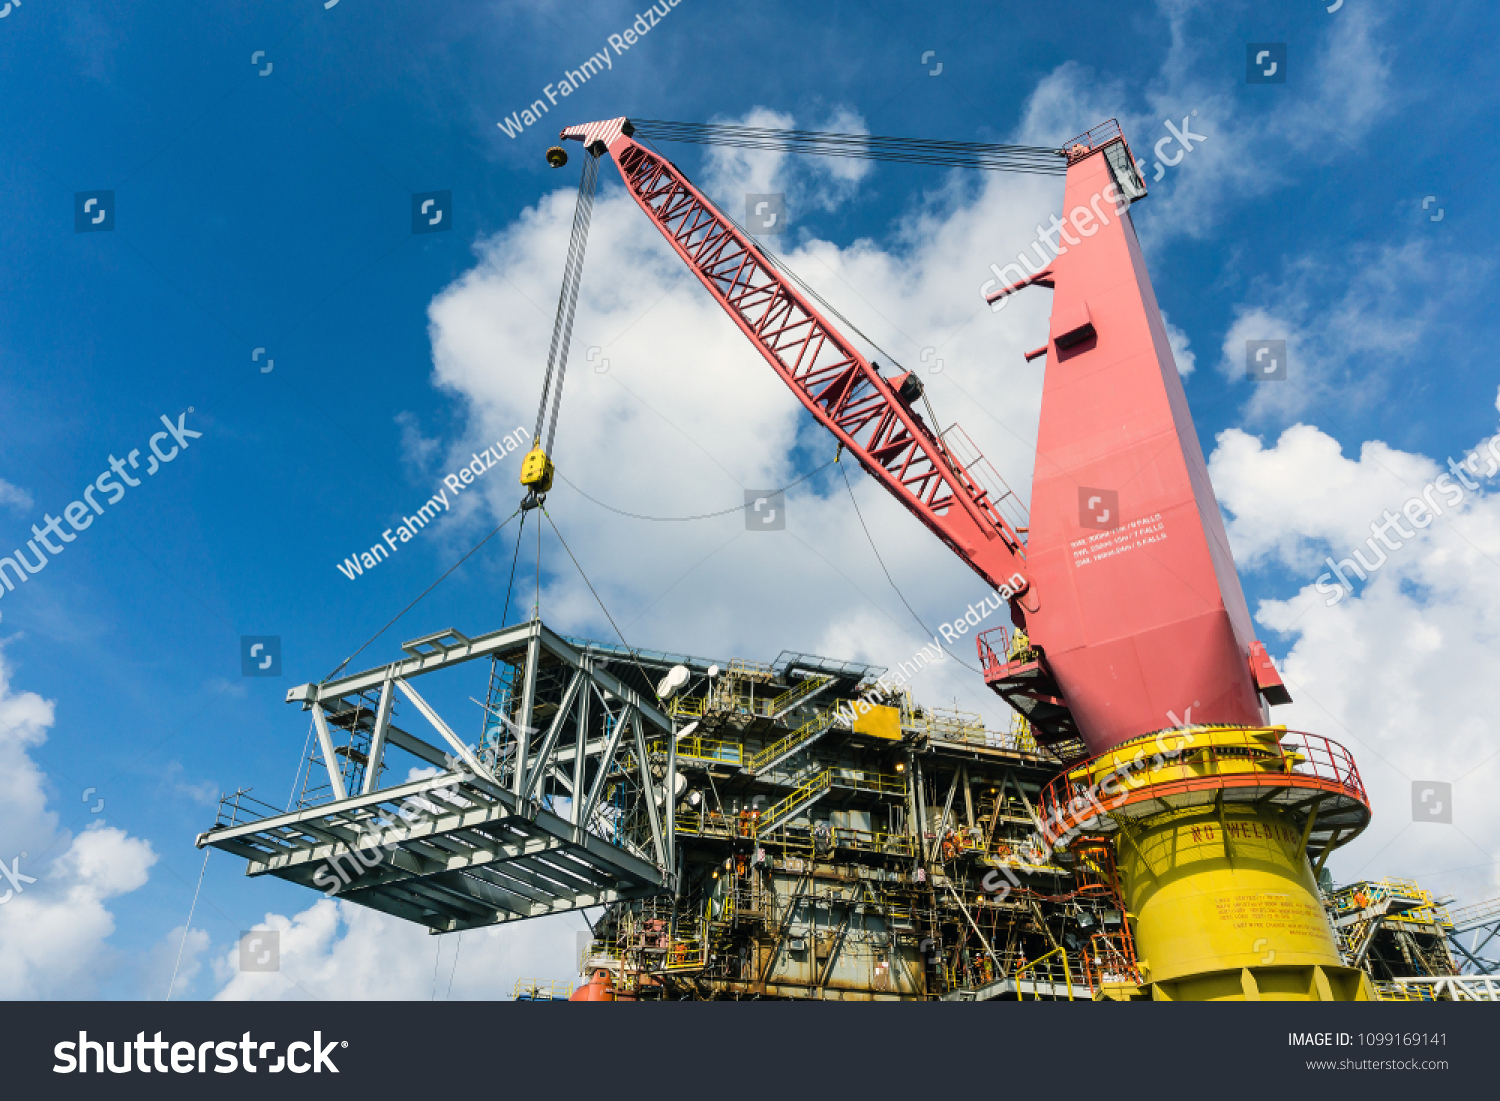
[201,620,678,931]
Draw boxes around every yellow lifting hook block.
[520,446,555,493]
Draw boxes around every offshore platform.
[199,117,1500,1001]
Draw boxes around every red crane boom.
[558,115,1290,758]
[559,118,1027,597]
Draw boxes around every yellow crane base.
[1116,804,1374,1001]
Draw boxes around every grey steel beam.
[632,709,667,870]
[393,678,496,783]
[311,703,349,801]
[572,655,592,824]
[361,671,396,795]
[287,622,673,736]
[514,625,542,798]
[579,703,631,826]
[522,669,583,804]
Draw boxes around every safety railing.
[728,658,774,682]
[1014,946,1075,1000]
[514,978,573,1001]
[829,769,906,797]
[1448,896,1500,927]
[655,734,743,766]
[975,625,1038,678]
[975,626,1006,677]
[668,696,708,719]
[1036,727,1369,842]
[756,821,917,858]
[1062,118,1124,162]
[674,808,740,838]
[748,705,841,774]
[767,674,833,717]
[1327,878,1453,929]
[757,771,833,833]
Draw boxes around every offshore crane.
[529,115,1375,1000]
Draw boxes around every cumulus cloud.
[698,105,873,223]
[1161,310,1195,376]
[1014,1,1395,244]
[1214,239,1480,422]
[0,479,33,514]
[1211,416,1500,905]
[213,899,585,1001]
[195,6,1495,997]
[0,647,158,997]
[420,103,1057,703]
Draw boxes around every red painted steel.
[563,121,1027,591]
[1014,133,1267,753]
[565,117,1279,759]
[1034,729,1370,848]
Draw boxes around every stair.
[756,770,832,833]
[749,706,842,776]
[767,674,834,721]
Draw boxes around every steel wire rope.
[165,847,211,1000]
[839,463,982,676]
[324,509,522,680]
[536,151,602,457]
[555,459,834,522]
[539,506,667,706]
[630,120,1068,175]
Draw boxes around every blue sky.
[2,0,1497,999]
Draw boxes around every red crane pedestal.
[993,124,1276,756]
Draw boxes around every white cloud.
[1211,418,1500,906]
[0,647,159,997]
[699,105,873,223]
[213,899,586,1001]
[1215,240,1477,421]
[1014,2,1396,245]
[195,6,1487,996]
[0,479,33,514]
[1161,310,1196,376]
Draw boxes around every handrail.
[757,771,833,833]
[767,673,833,716]
[1014,946,1074,1001]
[749,706,842,774]
[1036,727,1369,845]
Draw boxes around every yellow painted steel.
[1116,804,1372,1000]
[851,703,901,741]
[1049,724,1375,1001]
[519,446,554,492]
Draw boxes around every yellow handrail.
[1014,946,1074,1001]
[749,705,841,773]
[757,771,832,832]
[767,674,833,716]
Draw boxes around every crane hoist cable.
[629,120,1068,175]
[522,147,601,504]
